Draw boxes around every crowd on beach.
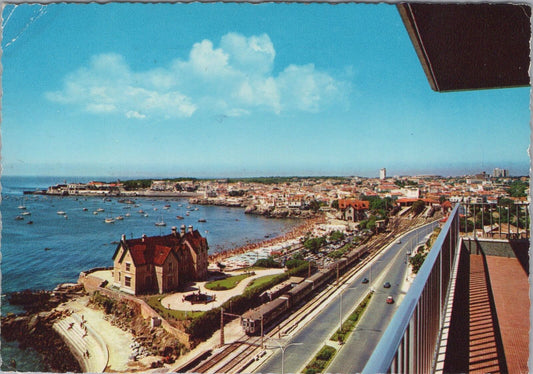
[208,216,326,264]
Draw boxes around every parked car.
[362,277,369,284]
[383,281,391,288]
[386,296,394,304]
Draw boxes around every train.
[241,245,370,335]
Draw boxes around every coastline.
[2,213,330,373]
[208,216,325,264]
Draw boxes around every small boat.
[138,210,145,214]
[115,216,124,220]
[14,216,24,221]
[97,208,105,212]
[187,206,191,209]
[93,211,99,215]
[164,204,171,209]
[21,212,31,216]
[57,211,66,215]
[198,218,207,223]
[64,215,68,219]
[18,205,27,210]
[82,208,88,211]
[125,213,131,217]
[155,220,166,227]
[27,221,33,225]
[44,247,51,251]
[194,208,199,211]
[186,211,190,216]
[176,215,184,220]
[105,218,115,224]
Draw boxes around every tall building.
[493,168,509,178]
[379,168,387,180]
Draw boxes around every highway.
[255,221,439,374]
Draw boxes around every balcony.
[363,203,529,373]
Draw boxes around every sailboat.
[155,216,166,226]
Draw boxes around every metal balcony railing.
[362,204,461,374]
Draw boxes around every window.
[126,262,131,272]
[125,276,131,287]
[118,272,121,281]
[168,262,173,271]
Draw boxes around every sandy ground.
[57,296,148,372]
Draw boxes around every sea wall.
[94,287,192,349]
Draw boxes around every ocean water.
[0,175,299,371]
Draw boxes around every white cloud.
[46,33,349,120]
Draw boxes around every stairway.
[53,313,108,372]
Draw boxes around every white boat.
[18,205,27,210]
[57,211,66,215]
[15,216,24,221]
[125,213,131,217]
[105,218,115,224]
[97,208,105,212]
[21,212,31,216]
[115,216,124,220]
[93,211,99,215]
[155,216,166,226]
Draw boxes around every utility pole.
[220,307,224,347]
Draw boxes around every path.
[161,268,285,312]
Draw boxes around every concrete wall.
[463,238,529,258]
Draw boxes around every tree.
[328,230,345,242]
[459,217,474,232]
[507,180,528,198]
[309,200,321,213]
[331,200,339,209]
[254,256,281,268]
[412,200,426,215]
[303,237,326,253]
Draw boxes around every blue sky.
[2,3,530,178]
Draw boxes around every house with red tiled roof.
[338,199,370,222]
[112,225,208,295]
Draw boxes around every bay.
[0,175,300,371]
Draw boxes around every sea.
[0,175,300,371]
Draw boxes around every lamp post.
[265,339,303,374]
[338,287,357,334]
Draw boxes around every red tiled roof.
[338,199,370,210]
[116,230,206,266]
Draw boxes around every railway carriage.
[241,297,289,335]
[241,245,372,335]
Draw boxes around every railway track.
[182,217,438,374]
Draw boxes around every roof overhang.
[397,3,531,92]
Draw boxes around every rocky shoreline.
[2,286,85,372]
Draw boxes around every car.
[383,281,391,288]
[362,277,369,284]
[386,296,394,304]
[397,239,401,244]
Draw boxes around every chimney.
[142,234,147,242]
[180,224,186,236]
[121,234,126,243]
[188,225,193,234]
[171,226,178,236]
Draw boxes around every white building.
[379,168,387,180]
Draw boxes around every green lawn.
[245,273,285,292]
[204,273,251,290]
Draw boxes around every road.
[255,221,439,374]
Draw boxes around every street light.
[265,339,303,374]
[338,287,357,334]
